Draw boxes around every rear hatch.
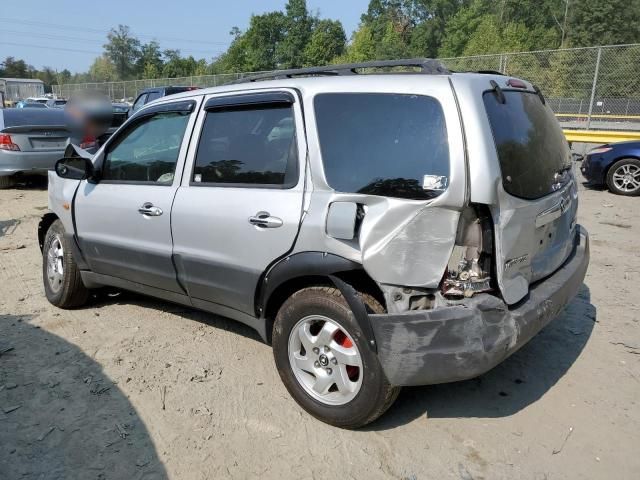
[483,87,578,304]
[1,109,71,152]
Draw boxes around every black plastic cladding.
[257,252,378,351]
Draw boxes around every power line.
[0,17,231,46]
[1,30,225,56]
[1,41,101,55]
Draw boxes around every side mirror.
[55,157,94,181]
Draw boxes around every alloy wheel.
[46,236,64,293]
[612,163,640,193]
[288,315,363,405]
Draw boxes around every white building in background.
[0,78,45,105]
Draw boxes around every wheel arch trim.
[256,252,380,351]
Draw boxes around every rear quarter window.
[314,93,449,200]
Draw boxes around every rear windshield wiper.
[533,85,546,104]
[490,80,506,104]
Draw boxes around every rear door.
[74,98,200,293]
[171,90,306,315]
[482,87,578,304]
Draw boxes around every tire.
[42,220,90,308]
[0,175,14,189]
[272,286,400,429]
[606,158,640,196]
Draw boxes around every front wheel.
[272,286,400,428]
[42,220,90,308]
[606,158,640,196]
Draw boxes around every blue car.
[580,141,640,196]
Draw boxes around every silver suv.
[39,59,589,428]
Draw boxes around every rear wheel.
[42,220,90,308]
[0,175,14,189]
[606,158,640,196]
[272,286,400,428]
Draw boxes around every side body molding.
[256,252,378,351]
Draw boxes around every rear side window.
[146,91,162,103]
[192,104,298,187]
[314,93,449,200]
[483,90,571,200]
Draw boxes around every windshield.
[483,90,571,200]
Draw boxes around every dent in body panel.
[47,170,79,233]
[492,179,578,305]
[293,191,460,289]
[360,205,460,287]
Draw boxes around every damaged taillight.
[442,206,493,298]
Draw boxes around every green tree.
[0,56,33,78]
[239,12,287,70]
[438,0,487,57]
[104,25,141,80]
[336,25,377,62]
[277,0,314,68]
[137,41,163,77]
[303,19,346,66]
[88,55,118,82]
[567,0,640,47]
[36,66,58,86]
[462,17,533,55]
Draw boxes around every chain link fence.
[53,44,640,130]
[440,43,640,130]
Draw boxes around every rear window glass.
[314,93,449,200]
[1,108,67,128]
[483,90,571,200]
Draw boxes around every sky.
[0,0,369,73]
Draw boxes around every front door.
[171,90,306,315]
[74,98,200,293]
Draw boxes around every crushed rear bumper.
[370,225,589,386]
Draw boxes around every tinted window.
[193,105,298,186]
[314,93,449,200]
[146,91,162,103]
[103,112,189,183]
[132,93,148,112]
[483,91,571,200]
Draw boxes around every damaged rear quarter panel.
[291,77,468,288]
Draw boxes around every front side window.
[102,111,190,183]
[314,93,449,200]
[192,104,298,187]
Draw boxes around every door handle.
[138,203,163,216]
[248,211,283,228]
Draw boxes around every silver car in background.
[0,108,95,188]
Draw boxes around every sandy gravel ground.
[1,175,639,480]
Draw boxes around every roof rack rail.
[475,70,506,75]
[230,58,450,84]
